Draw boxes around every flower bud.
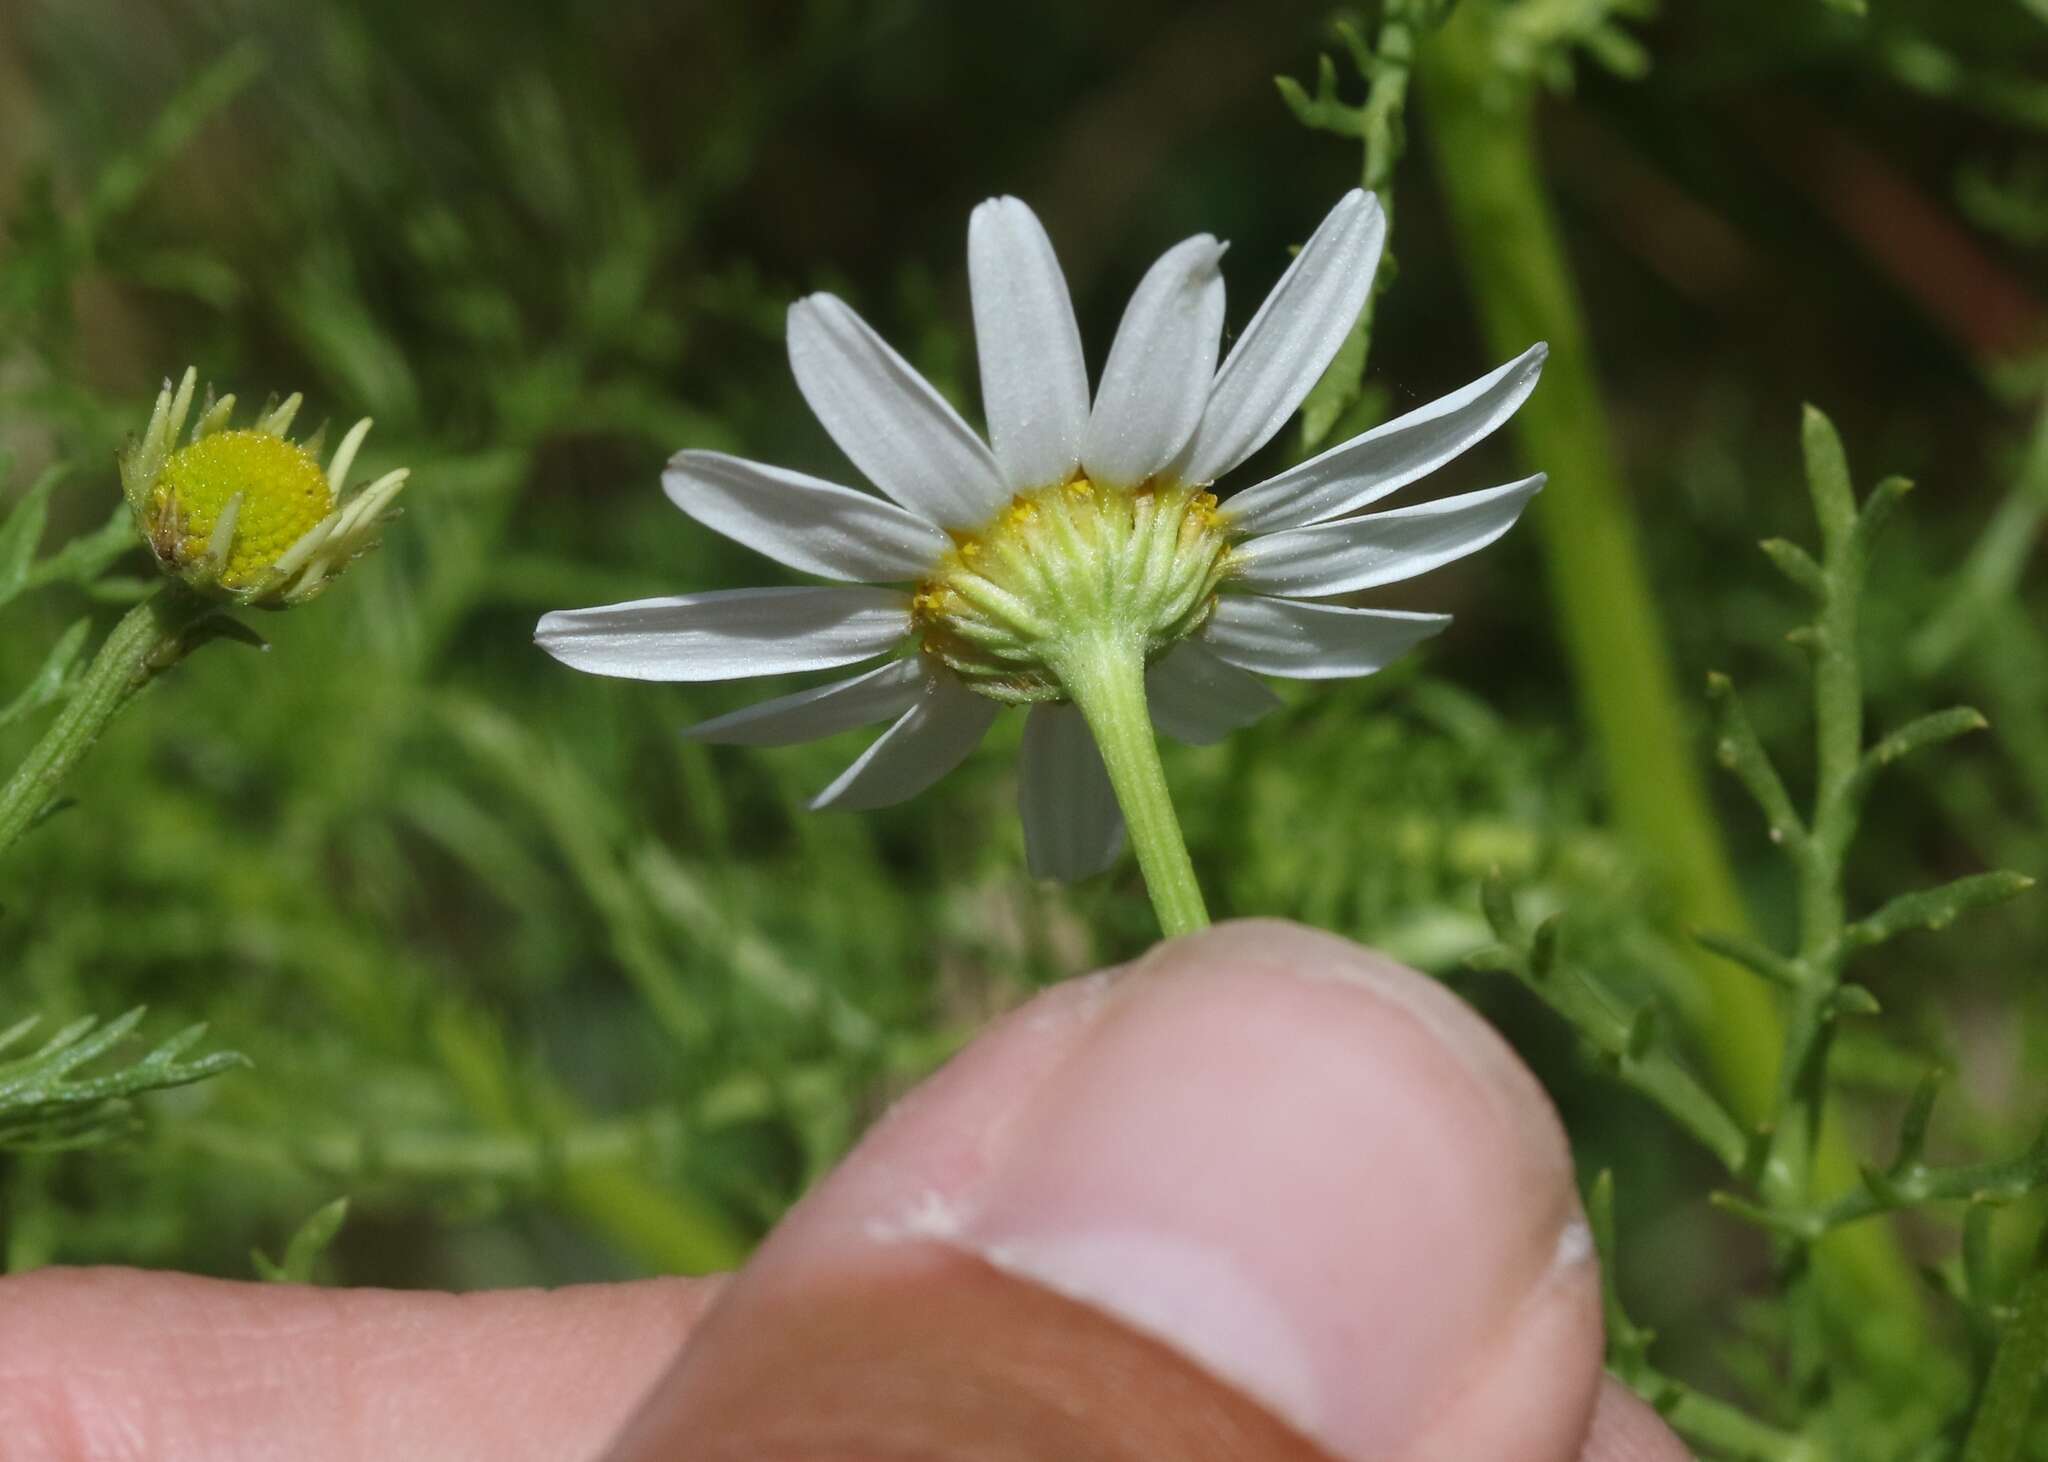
[119,368,409,608]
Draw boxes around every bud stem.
[0,587,207,858]
[1053,634,1209,938]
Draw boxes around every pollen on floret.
[909,476,1233,703]
[151,429,333,590]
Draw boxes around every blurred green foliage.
[2,0,2047,1454]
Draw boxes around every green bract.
[911,479,1231,704]
[119,368,411,609]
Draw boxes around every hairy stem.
[1057,636,1208,938]
[0,588,205,857]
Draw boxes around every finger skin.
[0,923,1695,1462]
[633,1242,1336,1461]
[0,1268,719,1462]
[0,1274,1694,1462]
[1581,1380,1698,1462]
[613,920,1608,1461]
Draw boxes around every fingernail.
[949,920,1582,1460]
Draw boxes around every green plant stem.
[428,1000,746,1273]
[1415,9,1779,1111]
[1595,1172,1831,1462]
[177,1107,742,1273]
[1057,636,1208,938]
[1293,5,1424,449]
[1633,1367,1827,1462]
[1415,9,1918,1321]
[1474,883,1752,1172]
[1728,1138,2048,1239]
[1751,437,1919,1397]
[1767,419,1867,1218]
[1345,6,1409,380]
[1961,1259,2048,1462]
[0,588,202,857]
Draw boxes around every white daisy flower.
[538,190,1544,896]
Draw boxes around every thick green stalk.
[1058,635,1208,938]
[1415,9,1917,1318]
[1416,11,1779,1110]
[0,588,202,857]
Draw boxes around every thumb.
[608,920,1608,1461]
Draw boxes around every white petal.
[1018,702,1125,880]
[1232,475,1543,598]
[684,657,926,746]
[1204,594,1449,680]
[788,294,1010,531]
[970,197,1089,493]
[1176,191,1387,486]
[663,451,950,583]
[1080,234,1227,489]
[536,587,908,682]
[1146,640,1282,745]
[1224,344,1549,534]
[810,675,999,811]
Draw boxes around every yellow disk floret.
[150,430,333,591]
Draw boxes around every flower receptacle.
[910,476,1232,705]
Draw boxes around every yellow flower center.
[152,430,333,590]
[912,477,1232,703]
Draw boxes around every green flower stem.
[1961,1258,2048,1462]
[0,588,204,858]
[1057,635,1209,938]
[1415,7,1919,1323]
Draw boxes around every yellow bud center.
[912,477,1232,703]
[151,430,333,591]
